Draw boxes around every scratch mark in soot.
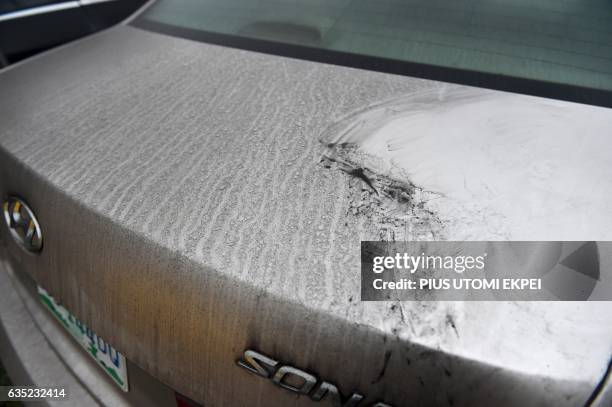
[319,142,444,240]
[372,350,393,384]
[446,314,459,337]
[347,167,378,195]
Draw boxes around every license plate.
[37,286,129,392]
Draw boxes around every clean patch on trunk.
[320,85,612,241]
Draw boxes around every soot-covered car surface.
[0,1,611,406]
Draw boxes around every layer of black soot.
[320,142,444,240]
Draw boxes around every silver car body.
[0,6,611,407]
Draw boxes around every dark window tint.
[136,0,612,105]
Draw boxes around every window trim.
[131,18,612,108]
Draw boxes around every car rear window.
[134,0,612,107]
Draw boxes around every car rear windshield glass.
[135,0,612,106]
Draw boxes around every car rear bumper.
[0,245,176,407]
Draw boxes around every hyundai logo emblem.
[3,197,43,253]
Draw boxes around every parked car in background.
[0,0,146,66]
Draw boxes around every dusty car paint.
[0,25,611,406]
